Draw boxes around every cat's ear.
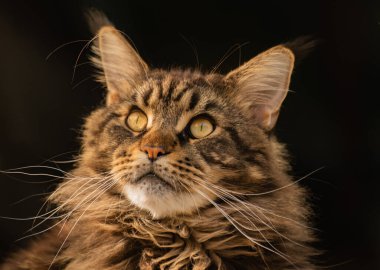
[225,45,294,130]
[91,24,148,106]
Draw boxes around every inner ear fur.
[91,25,148,106]
[225,45,295,130]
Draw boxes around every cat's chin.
[123,179,208,219]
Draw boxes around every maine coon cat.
[1,12,317,270]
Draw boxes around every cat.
[1,11,318,270]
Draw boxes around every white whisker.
[48,177,119,270]
[192,187,298,269]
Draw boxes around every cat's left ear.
[225,45,294,130]
[91,24,148,106]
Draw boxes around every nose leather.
[141,145,166,161]
[140,128,177,161]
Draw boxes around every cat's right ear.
[88,10,148,106]
[225,46,294,130]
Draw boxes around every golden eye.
[189,117,214,139]
[126,110,148,132]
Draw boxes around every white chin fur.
[124,182,207,219]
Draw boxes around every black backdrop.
[0,1,379,269]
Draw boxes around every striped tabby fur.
[1,12,317,270]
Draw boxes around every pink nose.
[141,145,166,161]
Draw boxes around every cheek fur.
[195,135,242,170]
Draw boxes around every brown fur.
[1,14,318,270]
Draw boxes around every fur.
[1,12,318,270]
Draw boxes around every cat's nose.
[141,145,168,161]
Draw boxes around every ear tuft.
[226,45,295,130]
[283,36,318,66]
[85,8,113,35]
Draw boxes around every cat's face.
[81,26,294,218]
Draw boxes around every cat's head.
[80,25,294,219]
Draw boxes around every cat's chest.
[117,220,259,269]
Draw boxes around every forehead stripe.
[204,101,220,111]
[157,81,163,100]
[173,84,191,102]
[187,92,200,111]
[143,88,153,106]
[164,80,178,103]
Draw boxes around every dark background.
[0,1,379,269]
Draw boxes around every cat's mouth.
[124,170,207,218]
[132,173,174,190]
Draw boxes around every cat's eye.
[126,110,148,132]
[189,117,214,139]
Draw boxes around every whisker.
[189,166,323,196]
[192,176,317,241]
[39,150,78,165]
[51,159,80,164]
[17,219,66,242]
[211,42,250,74]
[72,35,100,83]
[192,187,298,269]
[178,168,317,235]
[179,34,200,69]
[4,165,69,175]
[29,173,113,229]
[72,76,93,90]
[10,192,51,206]
[31,174,114,230]
[0,171,65,183]
[57,176,117,231]
[46,40,89,61]
[176,181,202,218]
[246,167,324,196]
[104,187,123,223]
[185,167,310,260]
[48,178,119,270]
[192,179,298,257]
